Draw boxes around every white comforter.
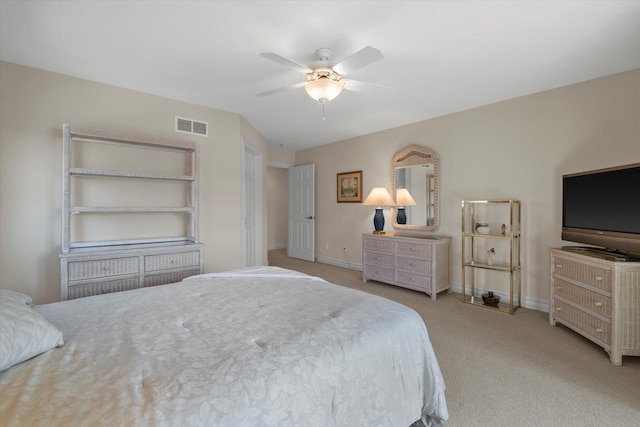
[0,267,448,426]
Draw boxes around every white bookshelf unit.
[59,125,203,300]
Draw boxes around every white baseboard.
[315,255,362,271]
[313,257,548,312]
[449,283,549,312]
[268,243,287,250]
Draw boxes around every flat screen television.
[562,162,640,260]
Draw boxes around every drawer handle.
[556,307,562,311]
[595,301,602,307]
[409,278,415,282]
[102,267,109,272]
[410,247,415,251]
[375,243,380,247]
[596,328,602,333]
[170,260,176,264]
[596,276,602,281]
[555,286,562,291]
[555,264,561,268]
[409,262,415,267]
[375,257,380,261]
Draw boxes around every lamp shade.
[305,77,344,103]
[363,188,395,207]
[395,188,416,206]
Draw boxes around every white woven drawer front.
[396,256,431,274]
[553,299,611,345]
[363,238,394,253]
[144,269,200,287]
[396,242,431,259]
[68,277,140,300]
[552,256,611,291]
[552,278,611,318]
[68,257,139,281]
[397,271,431,290]
[364,265,394,282]
[145,251,200,272]
[364,251,395,267]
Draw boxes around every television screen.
[563,165,640,234]
[562,163,640,257]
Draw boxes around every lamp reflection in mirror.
[363,188,396,234]
[395,188,416,225]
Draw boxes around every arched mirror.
[390,145,439,231]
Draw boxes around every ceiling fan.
[257,46,385,105]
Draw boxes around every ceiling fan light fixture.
[304,77,344,103]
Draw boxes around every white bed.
[0,267,448,426]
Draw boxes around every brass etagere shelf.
[461,200,521,314]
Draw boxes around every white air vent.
[175,116,208,136]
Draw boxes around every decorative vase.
[487,248,495,265]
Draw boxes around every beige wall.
[0,61,268,304]
[267,147,295,167]
[266,147,294,251]
[295,69,640,309]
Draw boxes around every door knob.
[306,216,314,219]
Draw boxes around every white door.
[242,140,263,267]
[288,164,315,261]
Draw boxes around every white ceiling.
[1,1,638,151]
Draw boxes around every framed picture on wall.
[337,170,363,203]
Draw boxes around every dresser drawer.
[396,256,431,275]
[364,265,394,283]
[363,238,394,253]
[68,257,139,281]
[144,269,201,287]
[552,278,611,318]
[396,242,431,259]
[397,270,431,290]
[145,251,200,272]
[553,299,611,345]
[67,277,140,300]
[364,251,395,267]
[552,256,611,292]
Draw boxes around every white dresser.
[362,233,450,300]
[549,248,640,365]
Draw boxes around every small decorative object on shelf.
[487,247,495,265]
[474,220,490,234]
[461,199,521,314]
[482,291,500,307]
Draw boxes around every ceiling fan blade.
[257,81,306,97]
[344,79,392,92]
[260,52,311,74]
[333,46,384,76]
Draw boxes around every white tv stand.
[549,248,640,365]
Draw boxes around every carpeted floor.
[268,249,640,427]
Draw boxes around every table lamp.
[363,187,395,234]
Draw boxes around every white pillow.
[0,289,33,306]
[0,294,64,372]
